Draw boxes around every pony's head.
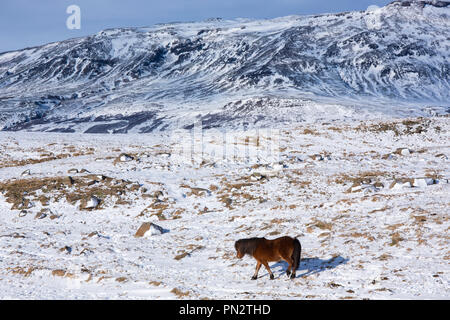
[234,240,245,259]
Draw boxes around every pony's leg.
[290,257,298,279]
[281,255,294,277]
[251,261,261,280]
[262,261,274,280]
[285,259,293,277]
[290,270,296,279]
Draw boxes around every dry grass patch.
[180,184,211,197]
[287,176,312,188]
[378,253,392,261]
[174,245,204,260]
[355,118,431,136]
[301,128,320,135]
[0,153,73,168]
[0,174,144,211]
[7,266,39,277]
[307,219,333,231]
[341,232,375,241]
[331,170,389,186]
[52,269,69,277]
[116,277,128,283]
[368,206,390,214]
[171,288,191,298]
[389,232,404,246]
[139,201,170,220]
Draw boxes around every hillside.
[0,1,448,132]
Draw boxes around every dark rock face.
[0,1,449,132]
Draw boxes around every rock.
[310,154,324,161]
[382,153,396,160]
[390,181,412,190]
[34,211,47,219]
[18,201,33,210]
[21,169,31,176]
[87,180,98,186]
[79,248,94,256]
[435,153,448,160]
[362,184,379,194]
[401,181,412,188]
[59,246,72,254]
[52,270,66,277]
[18,210,28,217]
[84,196,100,209]
[134,222,166,238]
[272,162,285,171]
[64,176,75,186]
[400,148,411,156]
[67,168,79,174]
[250,172,267,181]
[413,178,435,188]
[153,191,164,201]
[119,153,134,162]
[350,183,380,193]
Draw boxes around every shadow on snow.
[269,255,349,279]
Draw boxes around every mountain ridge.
[0,0,449,133]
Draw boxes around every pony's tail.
[292,238,302,271]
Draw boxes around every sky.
[0,0,391,53]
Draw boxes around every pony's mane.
[235,237,264,255]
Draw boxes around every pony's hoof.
[270,274,275,280]
[251,276,257,280]
[290,273,296,279]
[286,270,291,277]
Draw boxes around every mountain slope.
[0,0,449,132]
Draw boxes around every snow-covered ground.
[0,115,448,299]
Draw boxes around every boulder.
[84,196,100,209]
[34,211,47,219]
[271,162,286,171]
[134,222,166,238]
[435,153,448,160]
[250,172,267,181]
[382,153,396,160]
[21,169,31,176]
[400,148,411,156]
[152,191,165,201]
[63,176,75,186]
[362,184,379,193]
[390,181,412,190]
[119,153,134,162]
[394,148,412,156]
[350,183,380,193]
[413,178,435,188]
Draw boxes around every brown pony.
[234,236,301,280]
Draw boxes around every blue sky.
[0,0,390,53]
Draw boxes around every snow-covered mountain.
[0,0,449,133]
